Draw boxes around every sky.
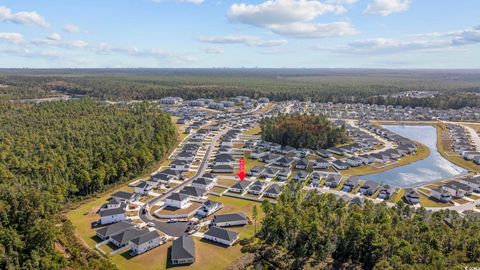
[0,0,479,68]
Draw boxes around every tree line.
[1,70,480,109]
[244,183,480,270]
[260,114,348,150]
[0,99,176,269]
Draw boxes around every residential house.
[360,181,380,196]
[292,171,309,182]
[191,177,215,190]
[134,181,153,195]
[96,221,134,240]
[111,191,137,203]
[274,156,295,167]
[404,188,420,204]
[197,200,223,217]
[165,193,190,209]
[130,230,165,255]
[332,160,349,170]
[325,174,342,188]
[110,228,149,248]
[99,203,127,225]
[203,226,239,246]
[171,235,195,265]
[229,180,252,193]
[342,178,360,192]
[212,213,248,227]
[263,184,282,198]
[295,159,310,170]
[378,185,395,200]
[313,158,330,169]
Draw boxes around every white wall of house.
[131,237,162,255]
[100,213,126,225]
[203,235,238,246]
[166,198,189,209]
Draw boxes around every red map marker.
[237,157,246,181]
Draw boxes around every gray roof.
[111,191,135,200]
[192,177,213,186]
[171,235,195,261]
[99,203,126,217]
[179,186,206,197]
[130,230,162,246]
[213,213,247,224]
[96,221,134,238]
[111,228,149,246]
[231,180,252,190]
[204,226,239,242]
[265,184,282,194]
[167,193,189,202]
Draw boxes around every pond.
[357,125,468,187]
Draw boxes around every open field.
[244,126,261,135]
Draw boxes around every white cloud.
[227,0,358,39]
[202,46,225,54]
[364,0,410,16]
[228,0,346,27]
[0,32,24,44]
[323,25,480,54]
[47,33,62,41]
[269,21,358,38]
[0,6,49,27]
[197,34,287,47]
[152,0,204,4]
[63,24,80,33]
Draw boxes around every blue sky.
[0,0,479,68]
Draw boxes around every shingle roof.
[167,193,189,202]
[110,228,149,246]
[204,226,239,242]
[171,235,195,261]
[130,230,162,246]
[99,203,126,217]
[96,221,134,238]
[213,213,247,224]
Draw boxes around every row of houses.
[430,176,480,202]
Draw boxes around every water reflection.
[358,125,467,187]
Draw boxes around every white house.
[212,213,248,227]
[191,177,215,190]
[99,203,127,225]
[134,181,153,195]
[130,230,165,255]
[197,200,223,217]
[165,193,190,209]
[203,226,239,246]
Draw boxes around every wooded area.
[0,100,176,269]
[244,183,480,270]
[260,114,348,149]
[1,69,480,109]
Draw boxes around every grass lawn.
[244,156,266,172]
[453,198,471,204]
[66,185,135,249]
[388,188,405,203]
[418,194,450,208]
[468,194,480,200]
[211,186,227,193]
[244,126,261,135]
[217,178,237,186]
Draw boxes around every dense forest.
[244,183,480,270]
[260,114,348,150]
[1,69,480,109]
[0,100,176,269]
